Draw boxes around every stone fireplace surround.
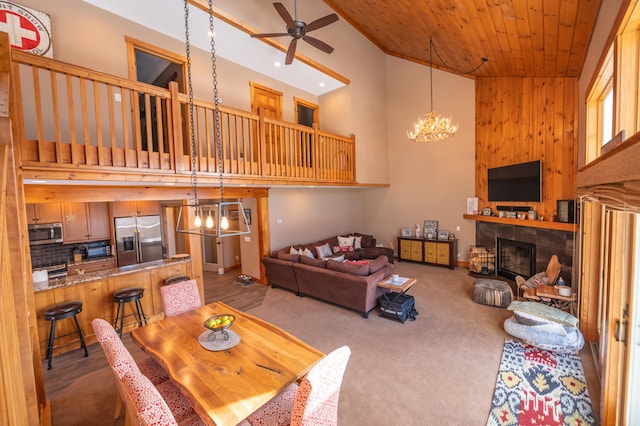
[475,221,574,286]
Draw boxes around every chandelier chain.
[208,0,224,203]
[184,0,198,205]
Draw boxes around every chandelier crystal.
[407,37,458,143]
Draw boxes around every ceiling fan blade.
[304,13,338,32]
[251,32,290,38]
[302,35,334,54]
[285,38,298,65]
[273,2,295,28]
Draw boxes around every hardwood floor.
[42,270,268,401]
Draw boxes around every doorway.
[125,36,186,152]
[295,97,318,167]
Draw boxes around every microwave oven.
[85,242,112,259]
[28,222,63,245]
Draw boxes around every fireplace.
[496,237,536,280]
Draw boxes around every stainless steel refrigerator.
[114,215,164,267]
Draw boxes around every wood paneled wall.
[475,77,578,220]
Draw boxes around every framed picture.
[527,210,536,221]
[482,207,492,216]
[401,228,412,237]
[423,220,438,239]
[243,208,252,225]
[438,230,449,240]
[229,209,239,220]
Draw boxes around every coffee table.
[377,277,417,323]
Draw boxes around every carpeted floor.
[48,262,600,425]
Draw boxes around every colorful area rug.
[487,339,595,425]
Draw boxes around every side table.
[523,286,576,314]
[377,277,417,323]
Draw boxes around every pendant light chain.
[208,0,224,203]
[429,37,434,112]
[183,0,198,205]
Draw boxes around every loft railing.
[11,51,355,184]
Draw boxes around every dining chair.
[240,345,351,426]
[121,370,205,426]
[93,318,168,419]
[160,279,202,317]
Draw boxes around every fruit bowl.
[203,314,235,341]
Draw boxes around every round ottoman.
[472,279,513,308]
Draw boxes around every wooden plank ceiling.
[324,0,602,77]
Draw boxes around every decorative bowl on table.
[203,314,235,341]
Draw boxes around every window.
[601,85,614,146]
[586,44,614,162]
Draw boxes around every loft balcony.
[12,51,355,186]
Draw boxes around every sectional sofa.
[262,233,395,317]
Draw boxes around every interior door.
[250,82,282,164]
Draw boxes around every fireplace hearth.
[496,237,536,280]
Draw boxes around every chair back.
[92,318,140,379]
[160,279,202,317]
[290,346,351,426]
[545,255,562,285]
[121,371,179,426]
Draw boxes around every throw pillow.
[522,271,549,288]
[302,248,315,259]
[327,255,345,262]
[314,242,333,259]
[507,300,578,327]
[353,233,374,248]
[350,235,362,250]
[300,255,327,268]
[327,259,369,276]
[337,235,355,247]
[333,245,354,253]
[368,255,388,274]
[289,246,300,255]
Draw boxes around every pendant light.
[407,37,458,143]
[176,0,250,238]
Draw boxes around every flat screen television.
[487,160,541,202]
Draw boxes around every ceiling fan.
[251,2,339,65]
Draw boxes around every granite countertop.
[33,257,191,292]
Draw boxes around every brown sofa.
[262,234,395,317]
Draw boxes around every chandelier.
[177,0,250,238]
[407,37,458,143]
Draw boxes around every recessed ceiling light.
[274,61,282,67]
[319,82,325,87]
[30,180,48,183]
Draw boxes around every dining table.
[130,301,324,426]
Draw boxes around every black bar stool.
[113,287,147,337]
[163,275,190,285]
[43,300,89,370]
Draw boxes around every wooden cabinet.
[67,257,116,276]
[62,202,110,243]
[112,200,160,217]
[397,237,457,269]
[26,203,62,224]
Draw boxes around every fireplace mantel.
[463,214,577,232]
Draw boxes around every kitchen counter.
[34,257,191,293]
[33,256,196,359]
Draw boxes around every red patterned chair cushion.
[240,382,298,426]
[122,371,180,426]
[160,279,202,317]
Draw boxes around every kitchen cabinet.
[112,200,160,217]
[397,236,458,269]
[62,202,110,243]
[67,257,116,276]
[26,203,62,224]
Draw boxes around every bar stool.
[163,275,190,285]
[113,287,147,337]
[43,300,89,370]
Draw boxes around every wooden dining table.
[130,301,324,426]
